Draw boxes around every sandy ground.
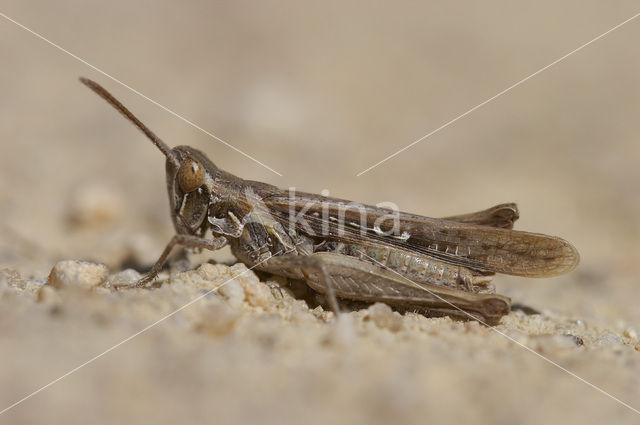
[1,1,639,424]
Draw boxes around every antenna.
[79,78,179,167]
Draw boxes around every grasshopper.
[80,78,579,325]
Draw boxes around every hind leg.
[259,252,510,325]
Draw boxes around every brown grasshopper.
[80,78,579,325]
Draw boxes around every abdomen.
[316,242,494,294]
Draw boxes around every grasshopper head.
[166,146,220,235]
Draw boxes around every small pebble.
[48,260,109,288]
[108,269,142,287]
[364,303,404,332]
[623,327,638,340]
[571,319,585,327]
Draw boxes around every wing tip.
[558,239,581,274]
[531,237,581,277]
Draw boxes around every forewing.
[263,192,579,278]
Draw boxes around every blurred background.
[0,1,639,424]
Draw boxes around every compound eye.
[177,158,205,193]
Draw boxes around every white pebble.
[48,260,109,288]
[365,302,404,332]
[108,269,142,287]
